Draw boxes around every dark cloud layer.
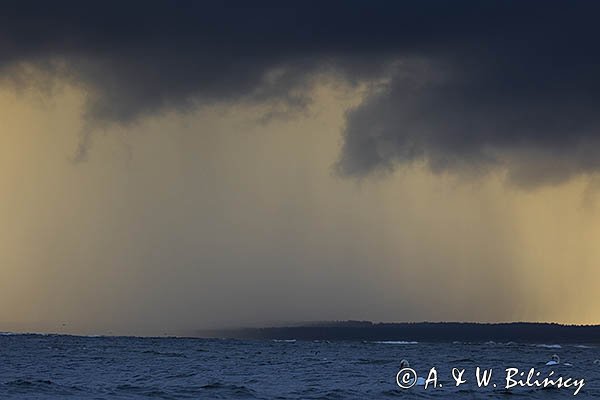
[2,1,600,184]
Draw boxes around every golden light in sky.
[1,76,598,336]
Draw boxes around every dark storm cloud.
[0,0,401,122]
[2,1,600,183]
[337,55,600,186]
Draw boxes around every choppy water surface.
[0,334,598,399]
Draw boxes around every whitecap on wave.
[372,341,418,345]
[535,344,562,349]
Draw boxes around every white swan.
[400,359,426,386]
[546,354,560,366]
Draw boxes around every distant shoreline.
[196,321,600,343]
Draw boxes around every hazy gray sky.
[0,80,599,336]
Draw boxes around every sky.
[1,1,599,335]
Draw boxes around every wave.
[535,344,562,349]
[5,379,55,387]
[3,379,81,395]
[356,358,393,365]
[141,350,186,357]
[371,341,418,345]
[200,382,257,397]
[450,358,475,363]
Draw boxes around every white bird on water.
[546,354,560,366]
[400,360,426,386]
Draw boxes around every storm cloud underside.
[2,1,600,184]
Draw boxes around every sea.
[0,334,598,399]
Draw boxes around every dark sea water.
[1,334,599,399]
